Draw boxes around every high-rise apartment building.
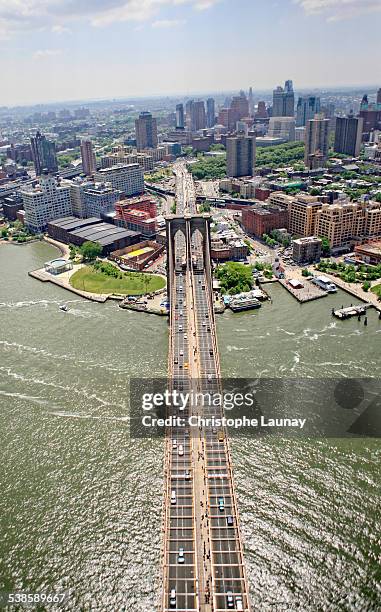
[272,80,295,117]
[83,183,121,218]
[185,100,194,130]
[268,117,296,141]
[80,139,97,176]
[226,135,256,178]
[288,195,323,237]
[30,131,58,176]
[304,115,330,169]
[191,101,207,131]
[296,96,321,127]
[185,99,206,131]
[286,196,381,249]
[21,174,72,233]
[230,94,249,126]
[62,177,91,218]
[334,115,364,157]
[358,100,381,142]
[101,145,155,172]
[206,98,216,128]
[135,112,158,151]
[176,104,185,129]
[218,108,231,130]
[63,177,121,218]
[95,164,144,197]
[316,201,381,249]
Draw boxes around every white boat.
[312,275,337,293]
[230,297,261,312]
[59,304,68,312]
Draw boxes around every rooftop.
[48,216,101,231]
[97,163,140,174]
[71,223,140,246]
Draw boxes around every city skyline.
[1,0,380,106]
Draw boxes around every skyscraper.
[304,115,330,169]
[360,95,369,110]
[30,131,58,176]
[334,115,364,157]
[248,87,254,117]
[185,100,194,130]
[296,96,321,127]
[230,94,249,126]
[255,101,268,119]
[176,104,185,129]
[272,81,295,117]
[191,101,206,131]
[226,135,256,178]
[377,88,381,107]
[206,98,216,128]
[80,139,97,176]
[135,112,158,151]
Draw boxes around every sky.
[1,0,380,106]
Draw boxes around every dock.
[332,304,370,319]
[278,278,328,303]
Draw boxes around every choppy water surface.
[0,244,380,610]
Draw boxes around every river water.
[0,243,380,611]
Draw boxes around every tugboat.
[59,304,68,312]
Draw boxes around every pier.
[332,304,371,319]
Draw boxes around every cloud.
[0,0,221,33]
[51,24,71,34]
[294,0,381,21]
[33,48,62,59]
[151,18,186,27]
[194,0,220,10]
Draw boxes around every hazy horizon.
[1,0,380,107]
[2,83,380,111]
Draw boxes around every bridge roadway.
[161,164,251,612]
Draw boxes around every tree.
[375,193,381,203]
[310,187,321,196]
[320,237,331,257]
[199,202,211,213]
[362,280,371,292]
[69,244,78,260]
[80,241,102,261]
[215,262,253,295]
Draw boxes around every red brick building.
[115,197,157,238]
[242,205,288,237]
[210,240,249,262]
[254,187,271,202]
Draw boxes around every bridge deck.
[161,163,251,612]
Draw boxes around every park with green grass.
[70,263,166,295]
